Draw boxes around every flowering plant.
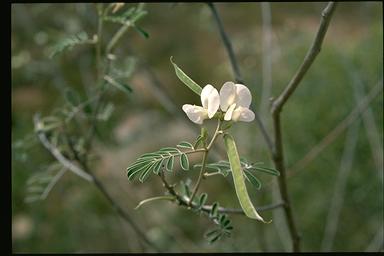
[126,57,279,243]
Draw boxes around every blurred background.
[12,2,383,253]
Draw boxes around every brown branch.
[270,2,338,252]
[207,2,274,153]
[34,115,160,252]
[271,2,337,115]
[159,170,284,216]
[207,3,243,84]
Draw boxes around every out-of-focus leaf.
[104,75,132,95]
[133,25,149,39]
[49,31,91,58]
[64,88,80,107]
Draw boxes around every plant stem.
[270,2,337,115]
[90,174,161,252]
[95,3,104,83]
[207,3,243,84]
[207,119,222,150]
[207,2,274,153]
[34,118,160,252]
[270,2,337,252]
[159,169,284,215]
[189,119,222,205]
[188,150,208,206]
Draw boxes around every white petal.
[224,103,236,121]
[201,84,219,118]
[182,104,208,124]
[231,106,255,122]
[219,81,236,111]
[201,84,215,109]
[207,89,220,118]
[235,84,252,108]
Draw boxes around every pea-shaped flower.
[182,84,220,124]
[219,81,255,122]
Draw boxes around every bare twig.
[34,115,94,182]
[40,167,67,200]
[90,174,161,252]
[34,115,160,252]
[287,81,383,176]
[207,3,243,84]
[271,2,337,115]
[321,122,360,251]
[270,2,337,252]
[207,2,274,154]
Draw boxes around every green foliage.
[103,3,149,39]
[205,213,233,244]
[104,75,133,95]
[180,153,189,170]
[176,141,194,149]
[175,181,234,244]
[126,142,196,182]
[197,193,208,210]
[49,31,93,58]
[64,88,81,107]
[194,158,278,188]
[170,56,203,96]
[24,163,66,203]
[96,103,115,121]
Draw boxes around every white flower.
[219,81,255,122]
[182,84,220,124]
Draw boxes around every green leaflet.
[176,141,194,149]
[49,31,91,58]
[104,75,132,95]
[170,56,202,96]
[251,166,280,176]
[64,88,80,107]
[180,153,189,170]
[126,145,193,181]
[210,202,219,217]
[198,193,208,209]
[244,170,261,190]
[166,156,174,172]
[133,25,149,39]
[223,134,268,223]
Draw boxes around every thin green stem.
[207,119,222,150]
[203,171,221,177]
[95,3,104,83]
[188,150,208,206]
[106,24,130,54]
[188,120,222,205]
